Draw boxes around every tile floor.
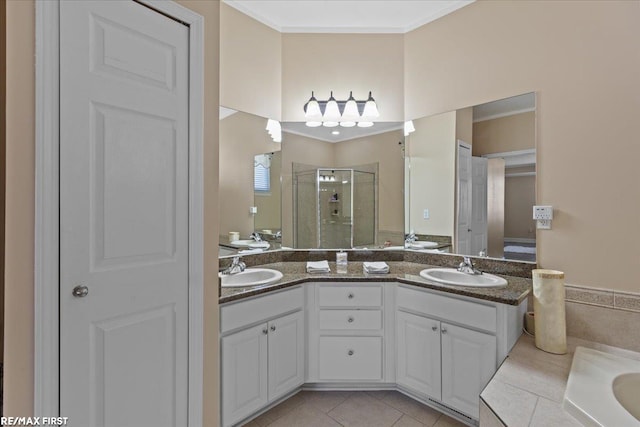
[242,390,468,427]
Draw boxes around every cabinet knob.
[441,327,447,334]
[432,325,438,331]
[348,293,354,299]
[348,316,354,323]
[270,325,276,332]
[72,285,89,298]
[262,328,268,335]
[347,350,354,356]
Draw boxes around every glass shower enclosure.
[293,163,377,249]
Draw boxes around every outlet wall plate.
[533,205,553,220]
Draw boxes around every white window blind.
[254,154,271,193]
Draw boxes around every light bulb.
[357,121,374,128]
[362,91,379,119]
[342,91,359,122]
[323,91,340,122]
[306,121,322,127]
[304,91,322,120]
[339,121,356,127]
[323,121,339,128]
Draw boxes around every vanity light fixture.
[265,119,282,142]
[404,120,415,136]
[304,91,379,127]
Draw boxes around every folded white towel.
[363,262,389,270]
[307,260,331,273]
[363,261,389,274]
[249,241,270,249]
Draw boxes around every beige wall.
[333,130,405,235]
[405,1,640,292]
[505,175,536,240]
[456,107,473,144]
[4,1,221,420]
[219,111,281,237]
[406,111,457,237]
[281,133,335,247]
[255,151,282,232]
[282,33,404,122]
[473,111,535,156]
[220,3,281,120]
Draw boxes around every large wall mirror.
[405,93,537,262]
[219,107,283,256]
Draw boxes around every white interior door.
[471,157,488,255]
[456,141,472,255]
[60,2,190,426]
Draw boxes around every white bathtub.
[564,346,640,426]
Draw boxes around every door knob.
[72,285,89,298]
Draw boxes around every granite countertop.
[480,334,640,426]
[219,261,531,305]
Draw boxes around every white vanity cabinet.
[396,284,523,421]
[220,287,304,427]
[307,282,396,384]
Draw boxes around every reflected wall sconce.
[304,91,379,128]
[404,120,415,136]
[266,119,281,143]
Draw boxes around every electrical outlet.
[423,209,429,220]
[537,219,552,230]
[533,205,553,220]
[249,206,257,214]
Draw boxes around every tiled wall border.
[565,283,640,313]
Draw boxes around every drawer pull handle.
[441,327,447,334]
[348,316,354,323]
[348,350,354,356]
[348,293,354,299]
[432,325,438,331]
[262,328,268,335]
[270,325,276,332]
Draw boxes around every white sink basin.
[419,268,508,288]
[220,268,283,288]
[407,241,439,249]
[229,239,256,247]
[613,373,640,421]
[564,346,640,426]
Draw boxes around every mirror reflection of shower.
[293,163,377,249]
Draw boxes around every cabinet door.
[441,322,496,419]
[396,311,441,399]
[268,311,305,401]
[221,323,269,427]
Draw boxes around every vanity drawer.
[220,286,303,334]
[318,309,382,331]
[318,285,382,308]
[318,336,382,381]
[397,285,497,333]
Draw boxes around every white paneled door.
[59,2,190,426]
[456,141,472,255]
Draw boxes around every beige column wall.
[406,111,457,237]
[4,1,221,420]
[220,3,281,120]
[405,0,640,292]
[333,130,405,235]
[282,33,404,122]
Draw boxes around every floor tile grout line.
[527,397,540,427]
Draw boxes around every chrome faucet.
[250,232,262,242]
[457,256,482,275]
[405,231,417,245]
[274,231,282,240]
[221,256,246,275]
